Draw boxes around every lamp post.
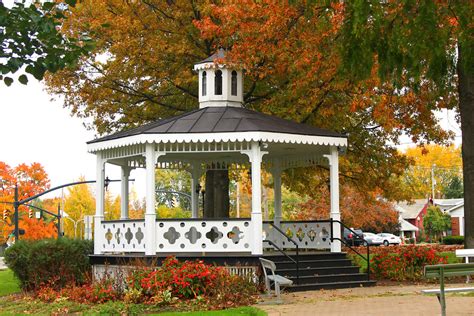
[62,216,85,239]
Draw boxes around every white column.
[145,144,157,256]
[120,166,131,220]
[250,142,264,255]
[94,153,105,255]
[191,163,201,218]
[329,146,341,252]
[272,163,282,228]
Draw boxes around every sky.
[0,80,146,199]
[0,79,462,200]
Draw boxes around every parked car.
[377,233,402,246]
[343,228,364,246]
[362,232,383,246]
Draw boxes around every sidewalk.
[0,257,6,270]
[258,284,474,316]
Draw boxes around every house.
[396,199,430,239]
[434,199,464,236]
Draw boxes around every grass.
[0,296,266,316]
[0,270,20,296]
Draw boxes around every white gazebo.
[88,50,347,257]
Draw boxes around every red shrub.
[370,245,448,281]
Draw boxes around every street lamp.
[62,215,85,239]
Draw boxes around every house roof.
[395,199,429,219]
[434,198,464,211]
[87,106,346,145]
[400,217,419,232]
[446,201,464,213]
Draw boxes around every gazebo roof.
[88,106,345,145]
[195,49,226,65]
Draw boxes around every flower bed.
[369,245,448,281]
[34,256,258,310]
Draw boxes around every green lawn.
[0,296,266,316]
[0,269,20,296]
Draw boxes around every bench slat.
[425,263,474,278]
[422,287,474,294]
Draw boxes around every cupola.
[193,49,243,108]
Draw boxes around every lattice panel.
[156,219,253,252]
[263,221,331,250]
[102,221,146,252]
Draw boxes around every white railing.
[263,220,331,250]
[101,220,146,253]
[156,219,253,253]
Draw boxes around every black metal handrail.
[264,222,300,284]
[330,219,371,281]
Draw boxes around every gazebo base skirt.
[89,250,376,292]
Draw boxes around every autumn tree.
[0,0,91,85]
[46,1,452,210]
[336,0,474,248]
[400,144,462,199]
[0,162,51,243]
[63,177,95,238]
[297,185,400,234]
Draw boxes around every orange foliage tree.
[0,162,51,243]
[296,185,400,234]
[45,1,453,202]
[18,217,57,240]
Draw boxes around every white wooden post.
[191,163,201,218]
[329,146,341,252]
[272,163,282,228]
[145,144,157,256]
[94,153,105,255]
[120,166,131,220]
[250,142,264,255]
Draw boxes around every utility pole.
[431,164,436,200]
[13,185,19,241]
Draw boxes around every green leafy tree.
[423,206,451,242]
[443,176,464,199]
[0,0,92,86]
[337,0,474,248]
[155,169,191,211]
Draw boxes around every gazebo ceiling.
[87,106,347,152]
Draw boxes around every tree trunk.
[458,44,474,249]
[203,170,230,218]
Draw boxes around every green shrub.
[442,235,464,245]
[4,238,93,291]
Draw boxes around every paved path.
[258,284,474,316]
[0,257,6,270]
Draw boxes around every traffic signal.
[28,208,33,219]
[3,209,10,221]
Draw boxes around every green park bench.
[422,263,474,316]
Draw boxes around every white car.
[377,233,402,246]
[362,232,384,246]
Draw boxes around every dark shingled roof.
[195,49,226,65]
[87,107,346,144]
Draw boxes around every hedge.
[4,238,93,291]
[442,235,464,245]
